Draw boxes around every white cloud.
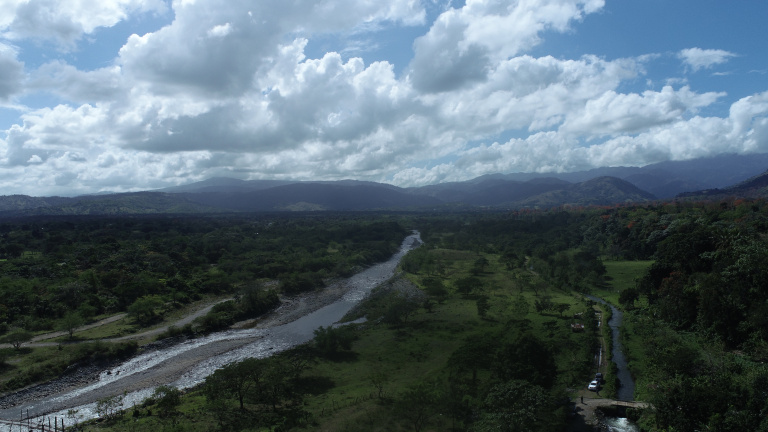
[560,86,724,138]
[0,0,168,49]
[390,92,768,187]
[408,0,605,92]
[0,42,24,100]
[117,0,425,97]
[2,0,768,196]
[206,23,231,38]
[679,47,736,72]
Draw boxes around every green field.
[594,260,653,305]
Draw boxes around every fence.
[0,414,67,432]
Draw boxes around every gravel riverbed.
[0,232,422,422]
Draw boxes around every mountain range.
[1,153,767,216]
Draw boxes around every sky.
[1,0,767,196]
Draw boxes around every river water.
[585,295,635,401]
[586,295,640,432]
[0,232,422,429]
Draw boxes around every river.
[586,295,634,401]
[0,232,422,429]
[586,295,640,432]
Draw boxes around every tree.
[494,333,557,389]
[619,287,640,310]
[368,368,390,399]
[422,277,448,303]
[95,394,124,420]
[476,295,490,318]
[205,358,266,410]
[511,295,530,318]
[3,329,32,350]
[554,303,571,317]
[58,312,84,340]
[382,295,419,327]
[534,297,554,314]
[127,295,164,326]
[472,380,552,432]
[278,345,317,382]
[395,380,441,432]
[153,385,181,420]
[313,325,357,358]
[472,257,490,275]
[455,277,481,298]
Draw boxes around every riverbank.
[0,232,422,423]
[0,279,364,411]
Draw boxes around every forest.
[0,199,767,431]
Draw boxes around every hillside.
[3,153,768,216]
[677,169,768,200]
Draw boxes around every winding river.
[0,232,422,429]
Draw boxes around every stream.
[586,295,635,401]
[586,295,640,432]
[0,232,422,430]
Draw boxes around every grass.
[72,248,602,431]
[49,294,231,345]
[296,251,597,431]
[0,341,137,393]
[593,260,653,305]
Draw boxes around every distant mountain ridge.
[677,168,768,200]
[1,153,767,216]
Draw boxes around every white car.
[588,380,600,391]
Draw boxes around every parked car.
[595,372,604,383]
[588,380,600,391]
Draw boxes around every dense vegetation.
[0,213,407,390]
[4,198,768,431]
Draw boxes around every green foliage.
[312,326,357,359]
[152,385,181,419]
[475,295,490,318]
[2,329,32,349]
[471,380,553,432]
[394,380,442,432]
[57,312,85,339]
[96,394,124,421]
[127,295,164,326]
[454,276,481,298]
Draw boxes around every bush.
[313,326,358,359]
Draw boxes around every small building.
[571,323,584,332]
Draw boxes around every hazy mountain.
[408,177,571,205]
[0,195,72,212]
[157,177,295,194]
[2,153,767,216]
[520,177,657,207]
[183,183,442,211]
[496,153,768,198]
[677,169,768,200]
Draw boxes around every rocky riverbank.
[0,274,392,411]
[0,232,422,421]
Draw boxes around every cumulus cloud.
[409,0,605,92]
[118,0,425,96]
[391,93,768,187]
[1,0,768,195]
[679,47,737,72]
[0,0,168,49]
[560,86,725,138]
[0,42,24,100]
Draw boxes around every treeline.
[401,203,768,431]
[0,214,407,334]
[82,210,602,432]
[581,199,768,431]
